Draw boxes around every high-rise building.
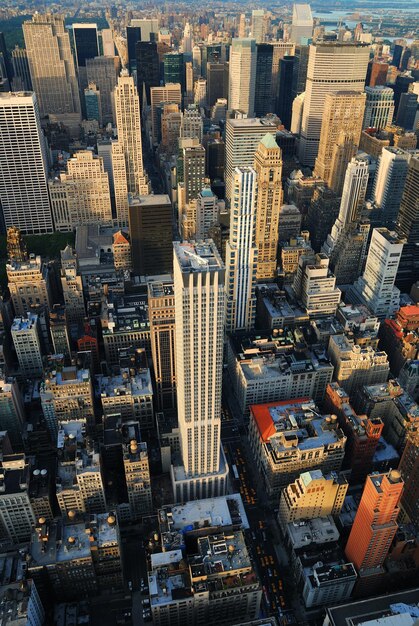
[225,117,278,201]
[396,92,418,130]
[73,23,99,89]
[164,52,185,94]
[298,42,370,166]
[206,62,228,108]
[84,83,101,124]
[253,135,283,281]
[290,4,313,44]
[49,150,113,229]
[180,105,203,144]
[110,140,129,227]
[101,29,115,57]
[368,61,388,87]
[11,46,32,90]
[196,187,220,240]
[23,13,81,126]
[396,155,419,291]
[272,42,296,105]
[292,44,310,99]
[276,55,295,129]
[129,194,173,276]
[295,253,341,316]
[251,9,267,43]
[314,91,366,194]
[0,377,25,449]
[254,44,273,117]
[171,241,228,502]
[0,453,36,544]
[60,246,85,325]
[363,86,395,130]
[7,253,52,317]
[228,38,257,117]
[11,314,43,378]
[114,70,149,196]
[398,431,419,526]
[122,427,152,520]
[278,470,348,531]
[238,14,247,38]
[183,144,206,204]
[130,18,159,43]
[86,56,120,125]
[350,228,405,319]
[345,470,403,572]
[126,25,141,74]
[136,41,160,107]
[148,279,176,412]
[0,92,53,234]
[225,167,258,332]
[150,84,182,144]
[372,147,410,228]
[161,103,182,155]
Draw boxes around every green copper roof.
[260,133,278,149]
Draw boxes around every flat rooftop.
[325,588,419,626]
[286,516,340,550]
[97,368,152,398]
[174,240,224,272]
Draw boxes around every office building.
[207,62,227,108]
[126,25,141,74]
[396,92,418,130]
[101,28,115,57]
[161,103,182,155]
[122,427,152,521]
[398,431,419,526]
[298,42,370,166]
[294,253,341,316]
[73,23,99,89]
[136,41,160,107]
[0,580,44,626]
[368,61,389,87]
[225,117,278,201]
[324,383,384,484]
[272,42,296,105]
[11,314,43,378]
[324,588,419,626]
[130,18,159,43]
[314,91,366,194]
[227,333,334,416]
[290,4,313,44]
[23,13,81,127]
[278,204,302,243]
[150,84,182,144]
[0,377,25,449]
[228,38,257,117]
[7,253,51,317]
[60,246,85,324]
[372,147,410,227]
[0,92,53,234]
[252,9,267,43]
[86,56,120,125]
[196,187,220,240]
[11,46,32,90]
[49,305,71,359]
[180,105,203,142]
[225,167,258,332]
[101,294,150,366]
[363,86,395,130]
[129,194,173,276]
[328,334,390,398]
[148,279,176,412]
[276,56,295,129]
[114,70,149,196]
[171,242,228,502]
[345,470,403,572]
[84,82,101,124]
[183,144,206,204]
[50,150,113,229]
[397,155,419,291]
[97,369,154,430]
[254,44,273,117]
[350,228,405,319]
[0,453,36,544]
[164,52,185,93]
[249,399,346,499]
[278,470,348,531]
[112,230,131,271]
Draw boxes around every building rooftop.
[227,117,279,129]
[148,279,174,298]
[101,294,149,334]
[44,366,90,387]
[0,580,39,625]
[286,516,340,550]
[174,240,224,272]
[97,368,152,399]
[11,315,38,333]
[324,588,419,626]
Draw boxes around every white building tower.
[290,4,313,44]
[171,241,229,502]
[228,38,257,117]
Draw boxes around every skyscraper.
[363,86,395,130]
[11,46,32,91]
[372,147,410,227]
[0,92,53,234]
[314,91,366,194]
[114,70,149,196]
[150,84,182,144]
[126,25,141,74]
[290,4,313,44]
[349,228,405,319]
[225,167,258,332]
[11,314,43,378]
[251,9,267,43]
[298,42,370,166]
[276,55,295,128]
[398,431,419,526]
[396,92,418,130]
[228,38,257,117]
[86,56,120,125]
[345,470,403,572]
[163,52,185,93]
[254,44,273,117]
[171,241,228,502]
[206,62,228,108]
[253,135,283,281]
[396,155,419,291]
[73,23,99,88]
[23,13,81,126]
[136,41,160,107]
[129,194,173,276]
[183,144,206,204]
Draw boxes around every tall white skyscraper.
[114,70,150,196]
[225,167,258,332]
[23,13,81,126]
[298,42,370,166]
[171,241,228,502]
[0,92,53,234]
[183,22,192,53]
[290,4,313,44]
[251,10,267,43]
[372,147,410,227]
[349,228,405,318]
[228,38,257,117]
[363,86,395,130]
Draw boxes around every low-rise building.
[255,284,308,330]
[0,580,44,626]
[248,399,346,499]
